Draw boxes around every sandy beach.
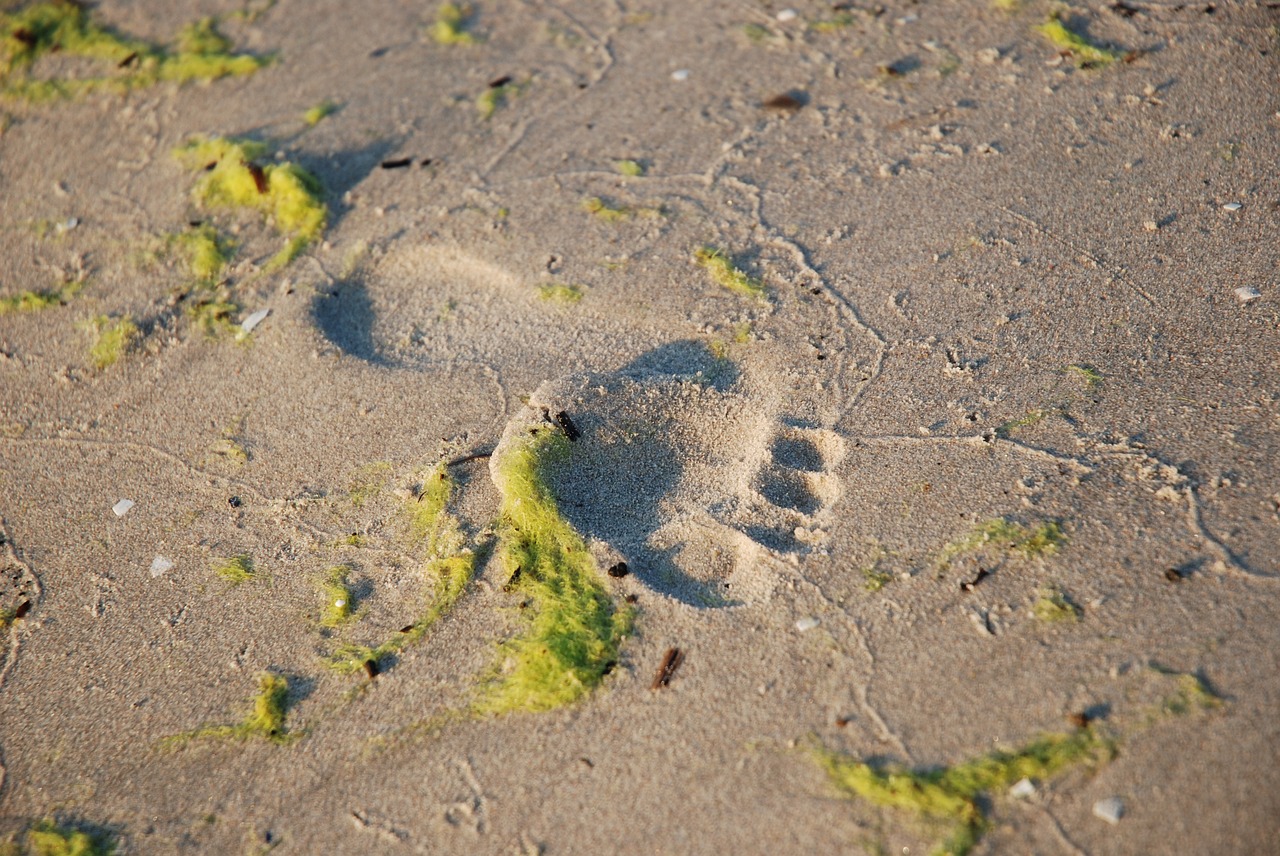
[1,0,1278,853]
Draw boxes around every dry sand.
[1,0,1279,853]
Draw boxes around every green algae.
[330,463,475,675]
[174,136,326,273]
[582,196,632,222]
[187,296,238,337]
[174,223,235,286]
[303,99,338,126]
[1032,584,1080,623]
[814,728,1114,856]
[1036,14,1120,68]
[537,282,584,304]
[85,314,138,370]
[318,565,354,628]
[939,518,1065,567]
[430,2,477,46]
[1066,364,1104,389]
[476,428,631,714]
[348,461,393,508]
[995,408,1049,437]
[0,279,80,314]
[476,79,517,119]
[24,819,114,856]
[614,159,645,177]
[212,554,254,584]
[164,672,297,746]
[694,245,766,301]
[0,3,268,102]
[1153,667,1223,716]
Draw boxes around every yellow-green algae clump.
[430,2,477,46]
[694,245,766,301]
[477,429,631,714]
[318,565,354,628]
[164,672,297,746]
[21,818,115,856]
[85,314,138,369]
[0,3,268,102]
[1035,14,1120,68]
[939,518,1065,567]
[815,728,1114,856]
[174,136,325,272]
[0,279,81,314]
[212,554,254,584]
[330,463,475,674]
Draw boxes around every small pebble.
[1093,797,1124,825]
[1234,285,1261,305]
[112,499,135,517]
[776,8,798,21]
[795,616,820,632]
[1222,202,1242,211]
[1009,778,1036,799]
[1143,220,1159,232]
[334,599,346,609]
[671,69,689,82]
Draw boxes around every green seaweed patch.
[742,22,772,43]
[23,818,115,856]
[1032,584,1080,623]
[864,564,893,593]
[430,2,477,46]
[173,223,235,286]
[187,296,238,337]
[995,408,1048,437]
[476,429,631,714]
[1066,364,1103,389]
[212,554,255,584]
[0,279,81,314]
[614,159,645,177]
[174,136,326,273]
[318,565,354,628]
[939,518,1065,567]
[537,282,584,304]
[1153,667,1223,716]
[0,4,269,102]
[814,728,1114,856]
[85,314,138,370]
[476,78,519,120]
[1035,14,1120,68]
[303,99,338,126]
[164,672,298,746]
[331,463,474,674]
[694,245,766,301]
[810,12,858,32]
[582,196,631,222]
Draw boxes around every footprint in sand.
[493,340,846,607]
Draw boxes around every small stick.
[554,411,581,441]
[960,568,990,592]
[652,647,684,690]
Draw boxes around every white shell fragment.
[1234,286,1261,305]
[1093,797,1125,825]
[1009,778,1036,799]
[149,555,175,578]
[795,616,820,632]
[1222,202,1242,211]
[240,308,271,334]
[776,8,798,21]
[111,499,135,517]
[671,69,689,82]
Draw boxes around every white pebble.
[111,498,135,517]
[149,555,175,578]
[776,8,798,21]
[334,599,346,609]
[795,616,820,632]
[1222,202,1242,211]
[1093,797,1124,825]
[1009,778,1036,799]
[1234,285,1261,305]
[671,69,689,82]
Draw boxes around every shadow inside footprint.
[495,341,778,607]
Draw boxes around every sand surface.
[1,0,1279,853]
